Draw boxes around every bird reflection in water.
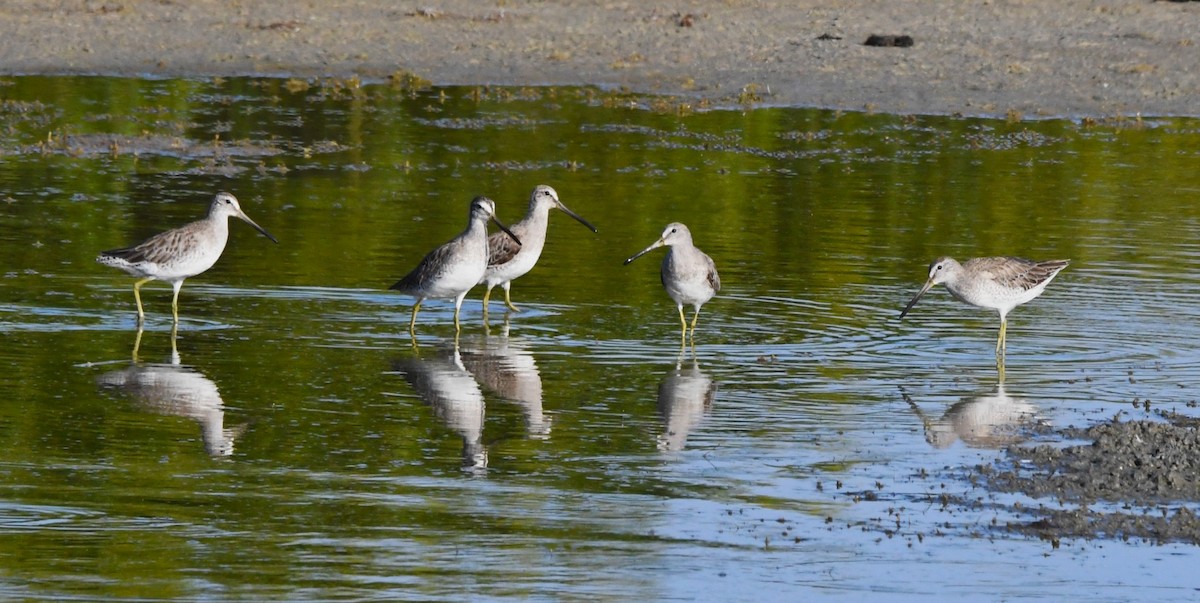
[902,382,1046,449]
[459,320,551,439]
[96,326,246,457]
[390,337,488,471]
[657,353,717,451]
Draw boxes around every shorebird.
[899,256,1069,361]
[96,192,277,324]
[390,196,520,333]
[481,185,596,313]
[624,223,721,342]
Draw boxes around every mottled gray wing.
[391,241,459,292]
[973,257,1068,291]
[102,225,202,265]
[486,230,521,268]
[706,256,721,293]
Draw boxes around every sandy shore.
[0,0,1196,117]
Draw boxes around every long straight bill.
[624,239,664,265]
[899,279,934,319]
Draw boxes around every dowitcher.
[899,256,1069,360]
[390,196,520,333]
[481,185,596,313]
[624,223,721,342]
[96,192,277,324]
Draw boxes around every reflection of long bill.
[899,277,936,319]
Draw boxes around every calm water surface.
[2,77,1200,600]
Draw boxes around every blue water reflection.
[0,76,1198,600]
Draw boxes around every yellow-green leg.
[482,286,494,314]
[131,324,145,361]
[453,292,466,333]
[996,317,1008,357]
[169,321,180,365]
[995,317,1008,376]
[170,281,183,324]
[689,307,702,340]
[502,283,519,312]
[409,300,423,333]
[677,304,688,342]
[133,277,153,321]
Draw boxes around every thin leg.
[132,324,145,361]
[133,277,153,322]
[453,292,468,332]
[677,304,687,342]
[169,322,180,365]
[996,317,1008,357]
[689,306,702,340]
[502,282,519,313]
[409,300,423,333]
[482,285,494,314]
[171,281,183,324]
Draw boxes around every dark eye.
[935,264,943,271]
[670,228,677,233]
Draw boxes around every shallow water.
[2,76,1200,600]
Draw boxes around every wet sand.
[0,0,1197,117]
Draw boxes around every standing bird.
[96,192,277,324]
[481,185,596,313]
[624,223,721,342]
[899,256,1069,361]
[390,196,521,333]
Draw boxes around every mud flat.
[0,0,1197,117]
[980,413,1200,544]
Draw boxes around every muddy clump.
[984,412,1200,544]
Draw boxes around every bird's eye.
[935,264,943,271]
[670,228,677,234]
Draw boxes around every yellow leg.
[453,293,465,333]
[503,284,519,313]
[171,282,182,324]
[131,324,145,361]
[689,307,702,340]
[996,317,1008,357]
[995,317,1009,380]
[482,286,493,314]
[169,322,180,365]
[409,300,422,334]
[133,277,153,321]
[677,304,688,342]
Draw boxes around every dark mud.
[981,412,1200,545]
